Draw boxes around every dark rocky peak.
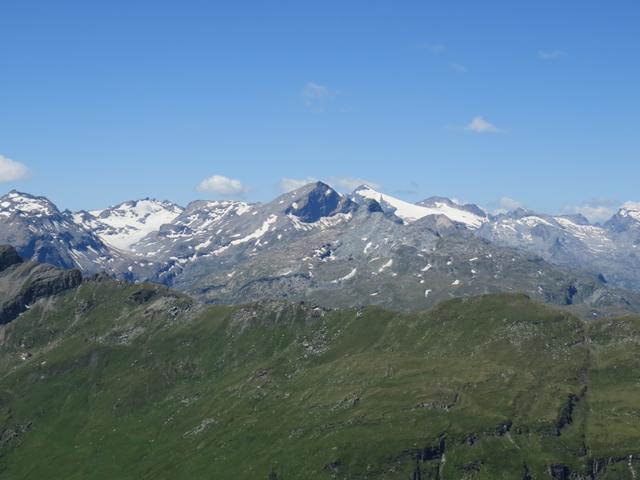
[278,181,357,223]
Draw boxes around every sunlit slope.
[0,283,638,479]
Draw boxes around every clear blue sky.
[1,1,638,220]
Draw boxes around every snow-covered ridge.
[619,207,640,222]
[3,183,640,300]
[0,191,58,217]
[75,199,183,250]
[353,185,487,229]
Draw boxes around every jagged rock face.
[477,208,640,293]
[0,191,118,274]
[0,246,82,325]
[129,182,365,285]
[284,182,357,222]
[2,184,640,314]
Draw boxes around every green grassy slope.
[0,282,638,479]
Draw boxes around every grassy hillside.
[0,281,638,479]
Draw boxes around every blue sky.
[1,1,638,220]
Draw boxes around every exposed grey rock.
[0,246,82,324]
[0,191,120,274]
[477,206,640,293]
[0,245,23,272]
[2,185,640,316]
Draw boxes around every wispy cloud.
[417,43,446,54]
[622,201,640,211]
[302,82,335,112]
[494,197,525,214]
[564,206,613,223]
[0,155,29,183]
[196,175,247,197]
[279,177,318,193]
[563,198,618,223]
[330,177,381,191]
[449,62,467,73]
[464,116,503,134]
[538,50,567,61]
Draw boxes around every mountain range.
[2,183,640,315]
[0,248,639,478]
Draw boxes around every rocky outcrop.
[284,181,357,223]
[0,245,23,272]
[0,245,82,325]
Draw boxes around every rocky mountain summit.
[0,245,82,325]
[0,190,117,272]
[2,184,640,314]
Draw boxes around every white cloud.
[491,197,525,214]
[0,155,29,183]
[279,177,318,193]
[417,43,446,54]
[196,175,247,196]
[465,116,502,134]
[302,82,335,112]
[622,201,640,211]
[538,50,567,61]
[565,205,614,223]
[330,177,381,192]
[563,199,619,223]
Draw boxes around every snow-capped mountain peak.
[618,205,640,222]
[0,190,59,218]
[605,204,640,234]
[352,185,487,229]
[76,198,184,250]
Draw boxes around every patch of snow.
[84,199,183,250]
[378,259,393,273]
[331,268,357,283]
[354,186,486,228]
[213,215,278,255]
